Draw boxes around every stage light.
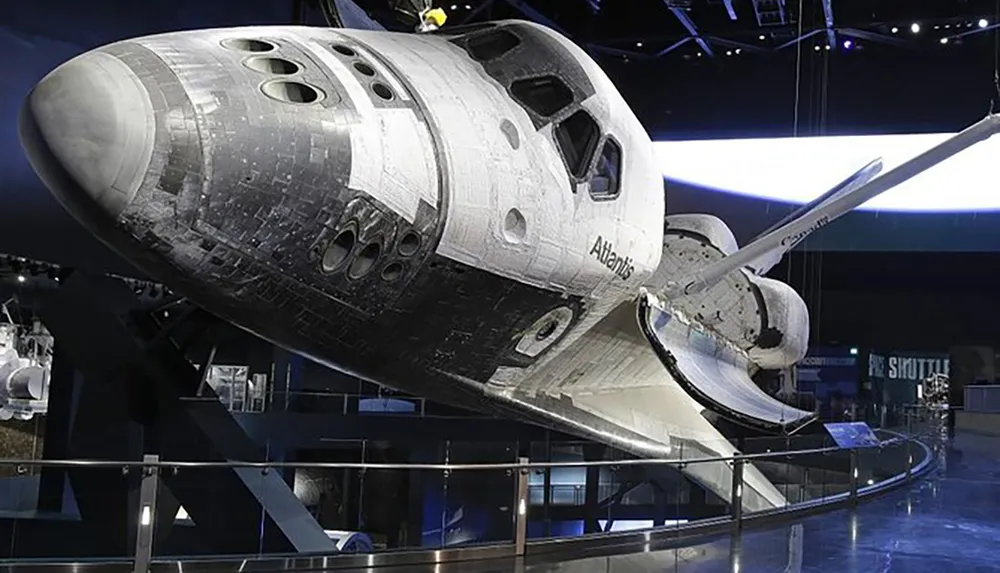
[850,348,858,355]
[696,51,703,57]
[891,26,899,34]
[636,41,643,47]
[814,45,820,51]
[759,34,765,40]
[940,37,949,44]
[843,39,852,49]
[825,44,831,50]
[653,131,1000,212]
[16,276,24,283]
[735,48,741,54]
[726,50,732,55]
[910,22,921,33]
[980,18,989,28]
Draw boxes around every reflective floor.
[332,430,999,572]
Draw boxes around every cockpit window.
[555,110,600,179]
[467,29,521,61]
[590,138,622,200]
[510,76,573,118]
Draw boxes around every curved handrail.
[0,437,910,471]
[145,431,936,572]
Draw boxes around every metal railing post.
[133,454,160,573]
[905,437,913,481]
[731,457,744,531]
[514,457,529,556]
[849,449,859,505]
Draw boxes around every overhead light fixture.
[980,18,989,28]
[843,39,853,49]
[814,45,820,51]
[735,48,741,54]
[759,34,766,40]
[910,22,921,33]
[726,50,732,56]
[636,41,643,47]
[16,276,24,283]
[891,26,899,34]
[940,37,949,44]
[825,44,831,50]
[696,51,703,57]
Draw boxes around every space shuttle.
[17,0,1000,511]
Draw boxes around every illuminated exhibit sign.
[654,132,1000,213]
[795,351,859,398]
[868,353,950,381]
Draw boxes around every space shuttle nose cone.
[18,50,155,224]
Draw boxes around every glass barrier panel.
[0,460,137,561]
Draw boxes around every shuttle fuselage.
[19,21,664,407]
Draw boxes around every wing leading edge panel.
[637,292,815,433]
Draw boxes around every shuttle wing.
[484,298,789,512]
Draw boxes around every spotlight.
[464,3,471,8]
[726,50,732,55]
[636,41,643,47]
[940,37,949,44]
[910,22,920,33]
[758,34,766,40]
[825,44,831,50]
[734,48,741,54]
[849,347,858,355]
[16,276,25,283]
[814,45,821,51]
[450,4,457,9]
[696,51,703,57]
[980,18,989,28]
[843,39,852,49]
[891,26,899,34]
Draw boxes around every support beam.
[656,36,693,57]
[705,35,769,53]
[776,28,823,50]
[821,0,836,47]
[839,27,908,47]
[722,0,737,20]
[668,6,713,57]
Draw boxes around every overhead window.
[510,76,573,118]
[467,29,521,61]
[554,110,600,179]
[590,139,622,200]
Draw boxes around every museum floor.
[336,429,997,573]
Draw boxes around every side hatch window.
[590,138,622,200]
[554,110,600,179]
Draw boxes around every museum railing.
[0,417,940,570]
